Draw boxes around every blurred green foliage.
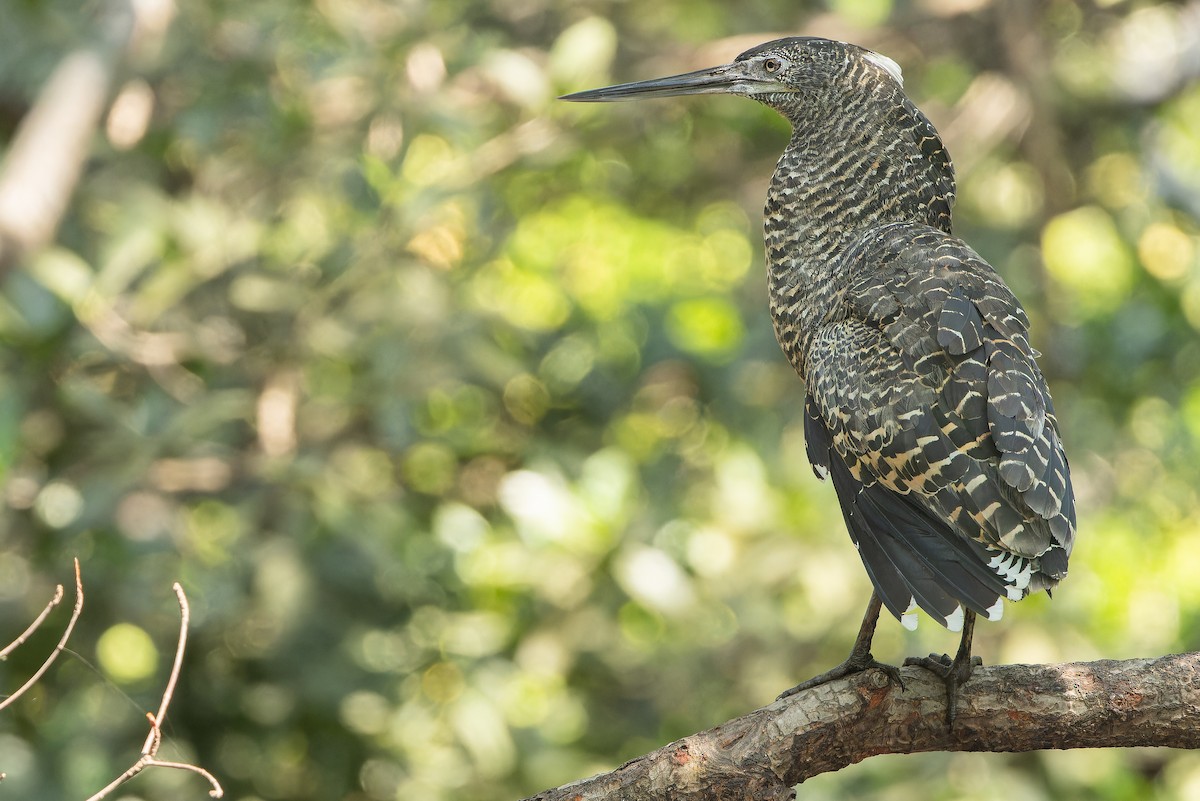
[1,0,1200,799]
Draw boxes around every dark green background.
[2,0,1199,798]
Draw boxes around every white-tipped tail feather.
[944,605,965,632]
[900,597,919,631]
[985,597,1004,622]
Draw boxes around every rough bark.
[525,652,1200,801]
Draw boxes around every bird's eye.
[763,57,782,73]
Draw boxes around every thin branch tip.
[0,582,66,661]
[0,560,86,712]
[89,579,217,800]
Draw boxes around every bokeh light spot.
[97,623,159,684]
[1041,206,1134,316]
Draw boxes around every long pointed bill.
[561,62,757,102]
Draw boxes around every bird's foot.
[903,652,983,725]
[777,652,904,700]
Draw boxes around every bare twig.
[85,582,223,800]
[525,652,1200,801]
[0,583,65,660]
[86,743,225,800]
[141,582,189,755]
[0,559,84,714]
[88,732,225,801]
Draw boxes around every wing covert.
[803,222,1075,625]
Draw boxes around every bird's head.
[561,36,904,117]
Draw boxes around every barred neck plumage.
[763,81,956,379]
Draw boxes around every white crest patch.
[863,50,904,86]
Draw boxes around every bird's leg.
[903,608,981,725]
[777,592,904,700]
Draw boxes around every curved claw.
[779,593,904,701]
[904,609,981,725]
[903,652,983,673]
[778,654,904,700]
